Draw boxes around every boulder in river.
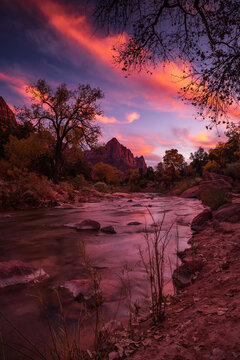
[0,260,49,288]
[127,221,142,226]
[60,279,102,305]
[191,208,212,231]
[101,226,116,234]
[65,219,101,231]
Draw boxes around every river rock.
[60,279,101,303]
[191,209,212,231]
[101,226,116,234]
[65,219,101,231]
[0,260,49,288]
[213,203,240,223]
[127,221,142,226]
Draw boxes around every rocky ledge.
[124,211,240,360]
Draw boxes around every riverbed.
[0,194,203,358]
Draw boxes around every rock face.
[0,260,48,288]
[84,137,147,172]
[191,209,212,231]
[0,96,18,132]
[213,203,240,223]
[181,172,232,199]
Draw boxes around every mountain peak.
[84,137,147,172]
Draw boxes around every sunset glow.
[0,0,227,164]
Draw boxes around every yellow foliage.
[5,133,53,170]
[93,162,123,185]
[203,160,221,173]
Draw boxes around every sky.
[0,0,228,167]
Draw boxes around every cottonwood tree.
[17,79,104,183]
[163,148,185,180]
[95,0,240,126]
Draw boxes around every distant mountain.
[0,96,18,132]
[84,137,147,172]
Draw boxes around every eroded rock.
[101,226,116,234]
[0,260,49,288]
[191,209,212,231]
[213,203,240,223]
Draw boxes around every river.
[0,194,203,358]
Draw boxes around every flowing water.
[0,194,203,358]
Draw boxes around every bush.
[173,177,202,195]
[94,181,109,193]
[223,161,240,181]
[200,187,230,210]
[71,174,87,190]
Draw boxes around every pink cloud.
[172,127,225,149]
[30,0,193,116]
[95,115,119,124]
[96,112,141,124]
[116,134,156,156]
[126,112,140,123]
[0,72,28,100]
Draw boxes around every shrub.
[173,177,202,195]
[200,187,230,210]
[223,161,240,181]
[94,181,109,193]
[71,174,87,190]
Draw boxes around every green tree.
[16,79,104,183]
[95,1,240,126]
[190,147,209,175]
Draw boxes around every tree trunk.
[53,142,63,184]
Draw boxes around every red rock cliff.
[84,137,147,172]
[0,96,18,132]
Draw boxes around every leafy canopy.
[95,0,240,126]
[16,79,104,182]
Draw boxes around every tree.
[163,149,185,181]
[93,162,123,185]
[190,147,209,175]
[17,79,104,183]
[5,131,54,174]
[95,1,240,126]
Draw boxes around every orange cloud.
[188,131,219,149]
[34,0,127,68]
[126,112,140,123]
[95,115,119,124]
[32,0,193,116]
[172,127,224,149]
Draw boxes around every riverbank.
[123,216,240,360]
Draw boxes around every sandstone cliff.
[84,137,147,172]
[0,96,17,132]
